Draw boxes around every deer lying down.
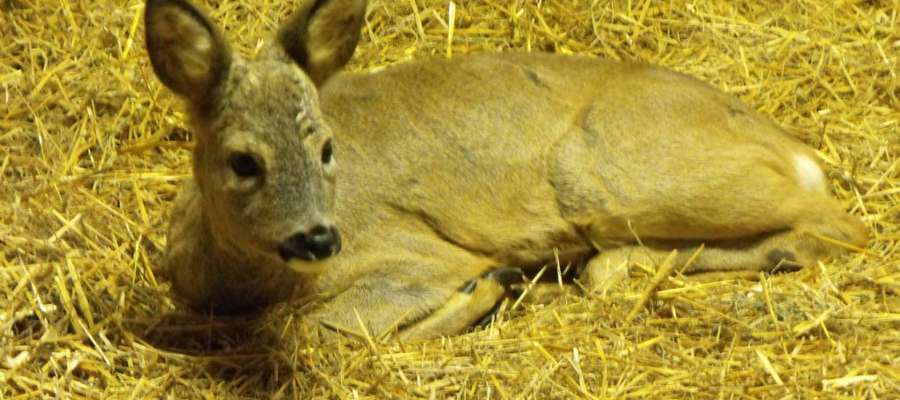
[145,0,868,340]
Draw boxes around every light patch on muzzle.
[285,258,330,275]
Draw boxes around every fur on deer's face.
[191,58,338,260]
[146,0,363,265]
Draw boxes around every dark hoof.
[473,267,525,328]
[458,279,477,294]
[475,300,505,328]
[766,249,801,274]
[484,267,525,290]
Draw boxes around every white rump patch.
[793,154,826,193]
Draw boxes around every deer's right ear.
[145,0,230,104]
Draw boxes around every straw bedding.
[2,0,898,398]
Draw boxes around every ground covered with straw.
[3,0,899,398]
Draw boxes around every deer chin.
[284,257,330,275]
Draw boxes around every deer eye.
[229,152,261,178]
[321,140,334,164]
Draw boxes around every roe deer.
[145,0,868,339]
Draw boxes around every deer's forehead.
[225,60,316,111]
[216,61,319,137]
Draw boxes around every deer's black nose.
[278,225,341,262]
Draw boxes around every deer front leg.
[397,267,522,340]
[310,254,519,340]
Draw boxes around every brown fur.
[145,0,868,338]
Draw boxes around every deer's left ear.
[276,0,367,86]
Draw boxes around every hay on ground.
[2,0,898,398]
